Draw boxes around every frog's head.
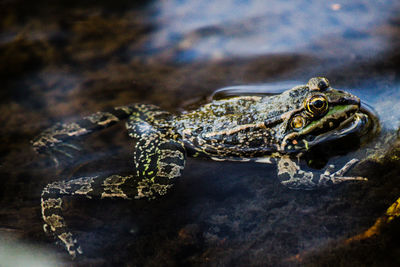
[274,77,366,152]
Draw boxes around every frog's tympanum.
[32,77,377,258]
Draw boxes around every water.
[1,0,400,266]
[148,0,392,62]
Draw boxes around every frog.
[32,77,378,258]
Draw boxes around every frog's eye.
[305,94,328,117]
[290,115,306,130]
[317,78,329,91]
[307,77,330,91]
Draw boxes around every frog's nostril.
[339,96,360,106]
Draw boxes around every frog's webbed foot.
[47,143,82,166]
[32,122,87,166]
[319,159,367,186]
[32,106,139,165]
[277,156,366,190]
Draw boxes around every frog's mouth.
[282,103,376,152]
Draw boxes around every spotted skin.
[276,156,366,190]
[33,77,377,258]
[36,104,186,257]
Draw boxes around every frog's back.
[175,96,262,132]
[172,92,299,157]
[173,85,308,138]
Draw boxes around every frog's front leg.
[276,156,367,190]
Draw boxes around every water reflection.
[0,234,59,267]
[149,0,393,62]
[360,81,400,129]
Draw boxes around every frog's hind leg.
[41,173,140,258]
[41,140,186,258]
[41,105,186,258]
[32,104,150,164]
[40,104,186,257]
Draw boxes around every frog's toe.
[52,142,82,156]
[44,150,70,167]
[50,156,60,167]
[40,142,83,166]
[52,230,83,259]
[59,142,82,151]
[52,147,74,158]
[329,175,368,184]
[323,164,336,175]
[43,223,51,235]
[68,244,83,259]
[333,158,359,177]
[320,158,367,185]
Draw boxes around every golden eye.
[305,94,328,117]
[291,115,306,130]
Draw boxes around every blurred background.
[1,0,400,266]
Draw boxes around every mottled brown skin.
[32,77,376,258]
